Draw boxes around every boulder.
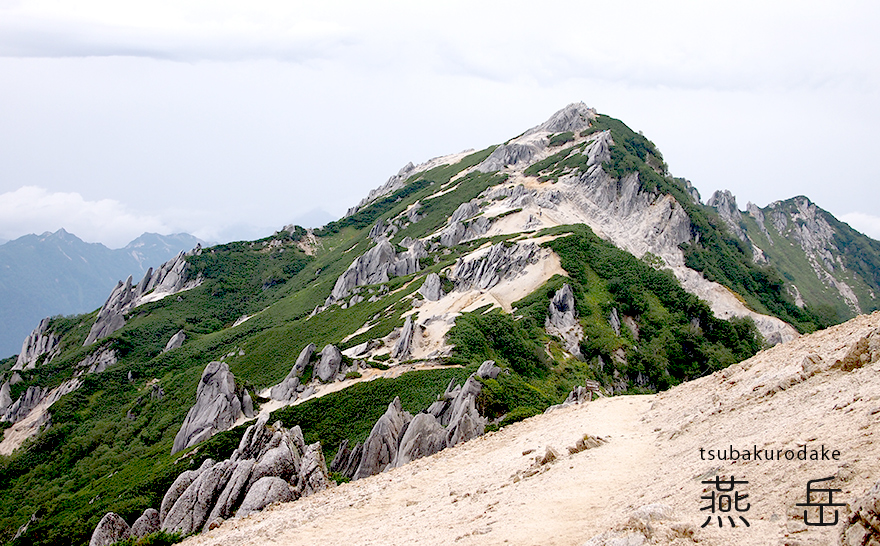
[248,440,299,488]
[0,381,11,413]
[330,239,426,300]
[2,385,45,424]
[171,361,254,454]
[89,512,131,546]
[291,343,316,377]
[314,345,343,383]
[300,442,331,496]
[76,347,118,375]
[163,330,186,353]
[391,316,414,361]
[419,273,445,301]
[14,317,59,371]
[204,458,255,530]
[161,459,233,535]
[476,360,501,379]
[130,508,160,538]
[354,397,413,480]
[236,477,293,518]
[393,412,447,467]
[442,376,486,446]
[545,284,584,359]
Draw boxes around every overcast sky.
[1,0,878,247]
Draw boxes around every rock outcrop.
[84,248,201,346]
[88,512,131,546]
[330,239,426,301]
[163,330,186,353]
[707,190,747,242]
[14,318,59,371]
[90,415,332,541]
[393,412,447,468]
[419,272,445,301]
[1,386,45,424]
[75,347,118,375]
[171,361,254,454]
[545,284,584,359]
[390,316,415,361]
[353,397,413,480]
[130,508,160,538]
[314,344,342,383]
[450,242,539,292]
[269,343,316,401]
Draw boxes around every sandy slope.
[184,313,880,546]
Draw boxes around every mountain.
[0,230,205,357]
[707,191,880,322]
[0,103,878,546]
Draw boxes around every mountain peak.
[527,102,597,135]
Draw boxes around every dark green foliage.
[548,132,574,147]
[447,311,548,378]
[315,178,434,236]
[546,226,762,386]
[476,374,554,421]
[270,368,472,454]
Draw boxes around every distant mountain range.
[0,229,204,357]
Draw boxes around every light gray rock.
[450,242,538,292]
[14,317,59,371]
[442,376,486,447]
[171,361,254,454]
[345,161,417,218]
[89,512,131,546]
[329,439,351,474]
[393,412,447,467]
[161,459,233,535]
[236,477,293,518]
[527,102,596,135]
[204,458,255,529]
[159,459,213,525]
[707,190,747,242]
[292,343,316,377]
[76,347,118,375]
[419,273,445,301]
[0,381,12,413]
[391,316,415,361]
[476,360,501,379]
[248,440,298,489]
[269,375,300,402]
[475,143,541,173]
[545,284,584,359]
[339,442,363,480]
[450,202,480,224]
[609,308,621,337]
[353,397,413,480]
[330,239,427,300]
[163,330,186,353]
[300,442,331,496]
[85,248,200,346]
[2,385,45,424]
[314,344,343,383]
[438,216,492,248]
[130,508,160,538]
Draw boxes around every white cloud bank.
[0,186,172,247]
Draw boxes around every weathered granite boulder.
[300,442,331,496]
[438,216,492,248]
[450,242,538,291]
[130,508,160,538]
[14,317,58,371]
[204,458,254,530]
[247,439,299,488]
[162,330,186,353]
[545,284,584,359]
[314,344,343,383]
[89,512,131,546]
[161,459,233,535]
[330,239,427,300]
[419,272,445,301]
[1,385,45,424]
[528,102,596,135]
[476,360,501,379]
[291,343,316,378]
[171,361,254,454]
[707,190,747,242]
[450,202,480,224]
[475,142,540,173]
[236,477,293,518]
[391,316,415,361]
[0,380,11,414]
[393,412,447,468]
[354,397,413,480]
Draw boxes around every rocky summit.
[1,102,879,546]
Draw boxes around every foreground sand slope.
[185,312,880,546]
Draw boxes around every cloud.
[840,213,880,241]
[0,186,172,247]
